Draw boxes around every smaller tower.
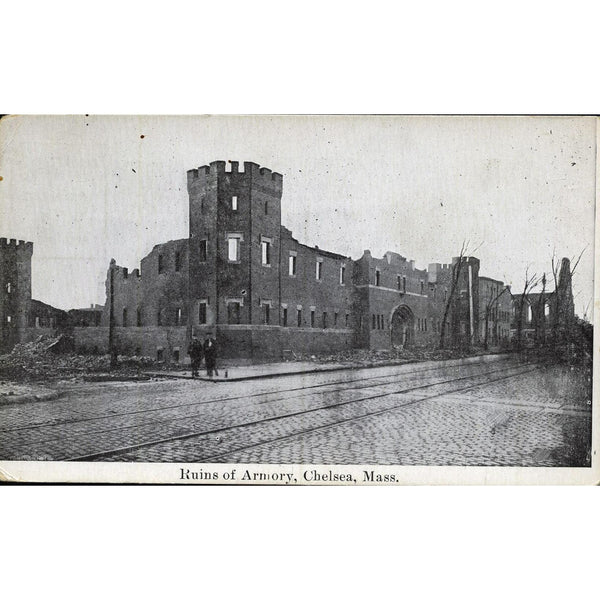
[0,238,33,352]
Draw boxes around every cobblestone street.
[0,356,592,467]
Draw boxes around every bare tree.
[534,273,547,345]
[439,240,481,349]
[482,284,509,350]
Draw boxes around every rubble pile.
[0,335,154,381]
[293,346,490,367]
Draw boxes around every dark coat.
[188,339,204,360]
[203,338,217,364]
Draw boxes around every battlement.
[0,238,33,253]
[187,160,283,187]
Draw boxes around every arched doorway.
[391,305,414,349]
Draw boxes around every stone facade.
[99,160,517,363]
[0,238,33,352]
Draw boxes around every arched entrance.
[391,305,414,349]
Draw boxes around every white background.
[2,1,599,599]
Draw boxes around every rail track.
[63,360,538,462]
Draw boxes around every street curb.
[145,353,511,383]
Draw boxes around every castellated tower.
[0,238,33,351]
[186,161,283,330]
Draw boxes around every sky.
[0,115,596,317]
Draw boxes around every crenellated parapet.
[187,160,283,191]
[0,237,33,255]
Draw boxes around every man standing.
[188,334,203,378]
[203,332,218,378]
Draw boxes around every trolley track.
[67,362,539,462]
[1,360,522,454]
[0,356,514,435]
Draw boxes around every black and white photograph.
[0,114,597,484]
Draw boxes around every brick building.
[97,160,515,363]
[0,238,33,353]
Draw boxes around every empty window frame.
[316,257,323,280]
[261,238,272,266]
[199,239,208,262]
[372,314,376,330]
[173,348,180,363]
[158,254,164,274]
[6,282,11,294]
[334,312,338,327]
[402,276,407,293]
[198,301,207,324]
[176,307,183,326]
[345,313,349,327]
[175,251,182,272]
[227,301,241,324]
[122,307,128,327]
[340,264,346,285]
[289,253,297,276]
[297,308,302,327]
[231,195,238,211]
[282,306,287,326]
[227,234,242,262]
[420,280,424,295]
[375,269,381,286]
[156,348,164,362]
[310,309,315,328]
[322,312,328,329]
[137,308,142,327]
[157,310,163,326]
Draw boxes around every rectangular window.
[157,310,162,326]
[137,308,142,327]
[175,252,181,272]
[176,307,182,326]
[156,348,164,362]
[122,307,128,327]
[173,349,180,363]
[198,302,207,324]
[6,315,12,323]
[372,314,376,330]
[310,310,315,328]
[289,254,297,276]
[282,307,287,326]
[403,276,407,293]
[158,254,164,274]
[316,259,323,280]
[6,282,11,294]
[231,195,238,211]
[334,312,338,327]
[420,280,424,294]
[340,265,345,285]
[297,308,302,327]
[228,236,240,262]
[261,240,271,266]
[227,302,241,324]
[199,240,207,262]
[397,275,401,290]
[345,314,349,327]
[375,270,381,286]
[322,312,328,329]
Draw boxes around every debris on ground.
[0,335,154,382]
[288,346,496,367]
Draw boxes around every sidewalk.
[145,353,510,383]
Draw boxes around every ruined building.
[0,238,33,352]
[97,160,516,362]
[3,161,575,361]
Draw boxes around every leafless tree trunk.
[483,285,508,350]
